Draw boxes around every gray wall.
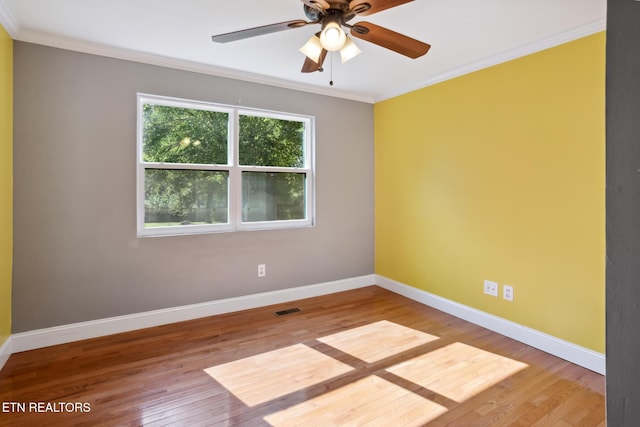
[606,0,640,424]
[12,42,374,332]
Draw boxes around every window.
[137,94,314,237]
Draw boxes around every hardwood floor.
[0,286,605,426]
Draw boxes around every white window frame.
[137,93,315,237]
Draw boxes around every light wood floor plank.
[317,320,439,363]
[204,343,353,406]
[264,376,447,426]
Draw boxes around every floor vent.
[274,307,302,317]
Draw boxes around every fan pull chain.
[329,53,334,86]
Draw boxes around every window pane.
[239,115,304,167]
[242,172,306,222]
[143,104,229,164]
[145,169,229,227]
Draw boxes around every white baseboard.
[9,275,375,354]
[375,275,605,375]
[3,274,606,376]
[0,336,11,370]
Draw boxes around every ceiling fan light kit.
[339,37,362,63]
[300,34,361,65]
[211,0,430,75]
[319,15,346,51]
[299,34,324,63]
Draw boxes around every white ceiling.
[0,0,606,103]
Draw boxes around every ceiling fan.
[211,0,430,74]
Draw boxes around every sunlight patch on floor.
[317,320,439,363]
[263,375,448,427]
[204,343,354,406]
[387,341,529,402]
[204,320,530,424]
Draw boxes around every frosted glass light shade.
[299,35,323,63]
[339,37,362,63]
[320,21,346,51]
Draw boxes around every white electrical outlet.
[503,285,514,301]
[483,280,498,297]
[258,264,266,277]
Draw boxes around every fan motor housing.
[303,4,323,21]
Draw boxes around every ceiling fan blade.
[349,0,414,16]
[212,20,308,43]
[350,21,430,59]
[301,49,327,73]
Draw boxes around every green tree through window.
[143,104,229,165]
[239,115,304,167]
[137,94,314,236]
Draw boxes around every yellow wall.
[375,32,605,352]
[0,24,13,346]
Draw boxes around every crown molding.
[375,17,607,102]
[7,12,605,105]
[13,28,375,104]
[0,0,19,37]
